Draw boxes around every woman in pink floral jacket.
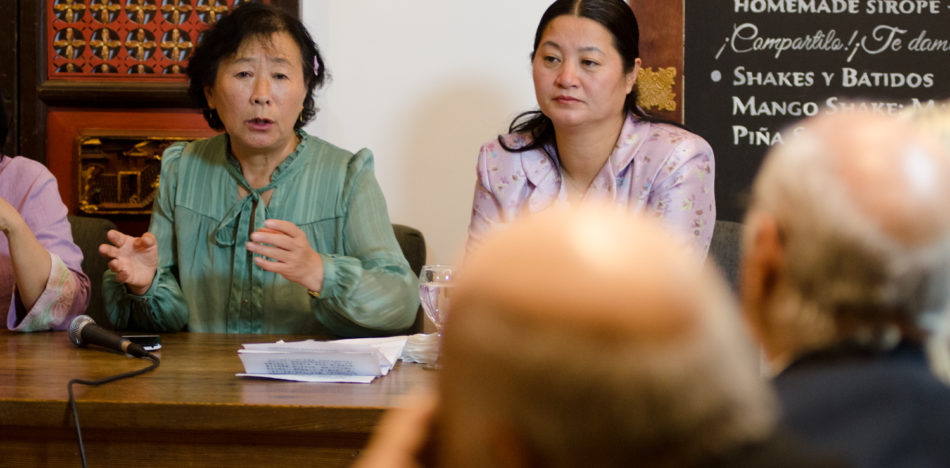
[467,0,715,256]
[0,94,90,331]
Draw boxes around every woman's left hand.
[247,219,324,292]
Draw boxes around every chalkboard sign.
[685,0,950,222]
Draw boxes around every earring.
[206,109,223,128]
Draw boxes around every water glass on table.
[419,264,455,335]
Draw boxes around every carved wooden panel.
[46,109,215,215]
[24,0,297,233]
[6,0,298,167]
[77,133,193,215]
[47,0,247,80]
[630,0,684,124]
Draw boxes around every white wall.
[302,1,552,266]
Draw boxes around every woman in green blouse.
[99,3,418,336]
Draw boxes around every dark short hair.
[503,0,649,153]
[186,2,327,131]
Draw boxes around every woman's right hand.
[99,230,159,295]
[0,195,27,235]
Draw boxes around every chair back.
[68,215,116,327]
[392,224,426,276]
[392,224,426,333]
[708,219,742,292]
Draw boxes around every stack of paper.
[237,336,408,383]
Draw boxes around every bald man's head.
[438,206,775,468]
[821,112,950,244]
[456,206,702,341]
[744,109,950,364]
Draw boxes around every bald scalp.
[817,112,950,246]
[451,205,703,342]
[439,205,775,467]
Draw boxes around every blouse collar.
[212,131,309,246]
[521,114,647,209]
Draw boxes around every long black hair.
[0,89,7,160]
[501,0,653,153]
[186,2,328,131]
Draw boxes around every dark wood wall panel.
[19,1,45,163]
[630,0,685,124]
[0,0,17,157]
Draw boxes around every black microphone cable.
[67,352,160,468]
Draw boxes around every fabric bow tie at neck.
[209,134,307,247]
[212,159,282,247]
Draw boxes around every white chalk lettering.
[732,66,815,86]
[821,71,836,85]
[859,25,905,54]
[825,96,905,114]
[841,67,934,88]
[730,23,846,59]
[732,96,820,116]
[908,30,950,52]
[733,125,785,146]
[909,99,949,111]
[734,0,860,13]
[865,0,941,14]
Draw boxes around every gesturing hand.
[99,230,159,295]
[247,219,324,292]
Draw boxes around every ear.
[740,211,785,351]
[624,57,641,95]
[203,86,216,109]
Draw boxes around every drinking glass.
[419,264,456,335]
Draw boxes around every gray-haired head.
[744,108,950,365]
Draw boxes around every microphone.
[68,315,150,358]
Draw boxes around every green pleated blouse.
[103,132,419,336]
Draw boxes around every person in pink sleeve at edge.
[467,0,715,256]
[0,94,91,331]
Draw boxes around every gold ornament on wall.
[78,134,189,215]
[636,66,677,112]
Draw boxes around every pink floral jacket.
[0,156,89,331]
[467,115,715,255]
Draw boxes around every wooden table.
[0,331,433,467]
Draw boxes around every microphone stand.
[67,352,161,468]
